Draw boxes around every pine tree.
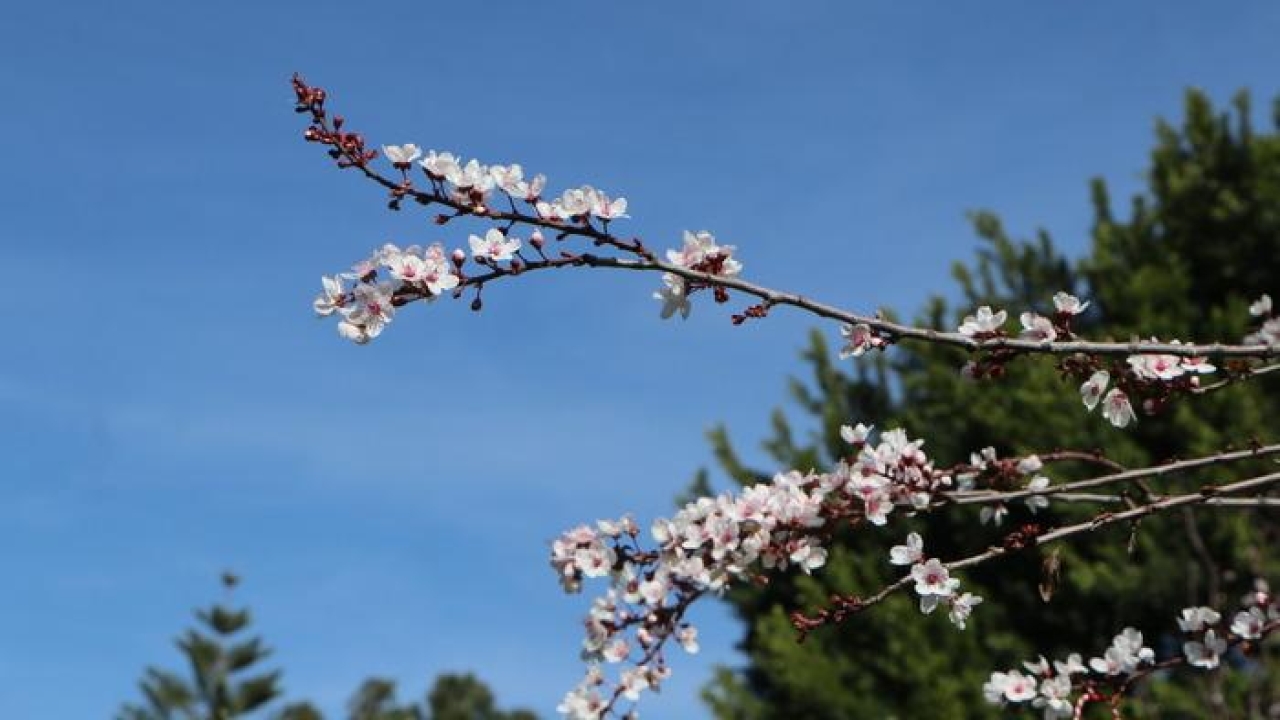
[118,574,306,720]
[121,576,539,720]
[701,90,1280,718]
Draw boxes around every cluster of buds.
[985,581,1280,717]
[550,424,962,718]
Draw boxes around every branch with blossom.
[984,582,1280,718]
[291,75,1280,718]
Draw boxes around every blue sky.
[3,2,1280,717]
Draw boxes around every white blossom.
[382,143,421,166]
[313,275,345,316]
[1101,388,1136,428]
[1231,607,1266,639]
[1024,476,1050,513]
[469,228,522,262]
[889,532,923,566]
[1183,629,1227,669]
[958,306,1007,337]
[1176,606,1221,633]
[1080,370,1109,411]
[948,592,983,629]
[654,273,691,320]
[1052,291,1090,316]
[1019,312,1057,342]
[910,558,958,597]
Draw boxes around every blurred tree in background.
[119,575,537,720]
[700,89,1280,718]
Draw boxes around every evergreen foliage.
[120,577,537,720]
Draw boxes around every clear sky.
[3,2,1280,717]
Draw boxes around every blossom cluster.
[954,293,1226,428]
[984,580,1279,717]
[653,230,744,320]
[889,532,983,627]
[312,241,468,343]
[956,448,1051,526]
[313,138,752,339]
[550,424,962,718]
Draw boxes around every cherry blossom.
[654,274,691,320]
[1176,606,1221,633]
[1088,628,1153,675]
[839,322,885,358]
[1023,476,1050,512]
[312,275,345,317]
[1250,293,1273,317]
[589,190,629,220]
[1101,388,1135,428]
[1079,370,1109,411]
[958,306,1007,337]
[381,245,429,282]
[469,228,522,262]
[1127,352,1186,381]
[948,592,983,630]
[1183,629,1227,669]
[910,558,958,597]
[889,532,923,566]
[420,150,461,180]
[1231,607,1265,639]
[1019,312,1057,342]
[840,422,873,444]
[381,143,421,167]
[1033,675,1073,719]
[1000,670,1039,702]
[1052,291,1090,316]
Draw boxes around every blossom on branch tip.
[1033,675,1073,719]
[948,592,983,629]
[958,306,1007,337]
[839,322,884,358]
[589,190,629,220]
[1101,388,1135,428]
[1089,628,1153,675]
[469,228,522,262]
[1127,353,1186,381]
[1183,629,1227,669]
[382,143,421,167]
[420,150,460,180]
[1019,312,1057,342]
[382,245,428,282]
[840,422,873,444]
[910,558,958,597]
[1023,476,1050,512]
[1176,606,1221,633]
[1052,291,1090,316]
[313,275,345,317]
[1080,370,1109,411]
[889,532,923,566]
[1231,607,1265,639]
[654,274,691,320]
